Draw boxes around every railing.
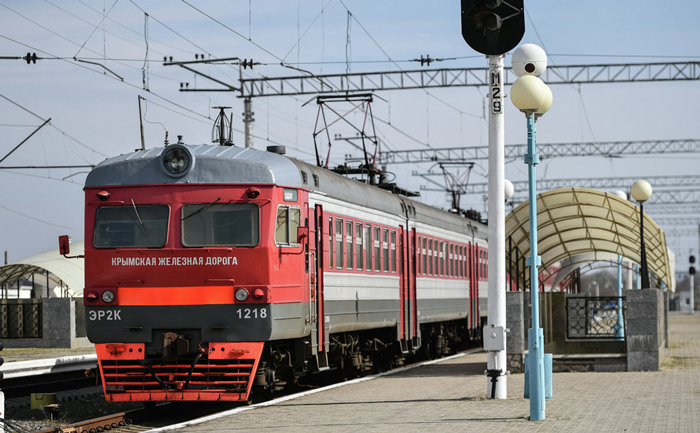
[0,299,42,338]
[567,296,625,340]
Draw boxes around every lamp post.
[631,180,653,289]
[510,44,552,422]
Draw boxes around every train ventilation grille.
[100,358,255,393]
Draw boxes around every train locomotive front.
[82,141,489,403]
[84,144,316,402]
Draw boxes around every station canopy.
[0,241,84,297]
[505,188,671,290]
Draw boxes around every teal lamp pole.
[510,44,552,422]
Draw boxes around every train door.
[309,204,329,370]
[472,244,480,333]
[410,228,419,348]
[399,226,409,352]
[399,226,419,352]
[468,242,476,332]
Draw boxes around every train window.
[383,229,389,273]
[428,239,433,276]
[455,245,459,277]
[272,205,301,246]
[414,236,419,275]
[356,223,363,271]
[481,250,485,280]
[437,242,442,276]
[434,239,439,276]
[390,231,396,273]
[365,225,372,271]
[450,244,454,277]
[422,238,427,276]
[480,251,483,279]
[94,205,169,248]
[346,220,354,269]
[465,247,469,279]
[485,250,488,279]
[182,203,260,247]
[374,227,381,272]
[329,217,333,269]
[459,246,463,278]
[336,218,343,269]
[283,189,298,203]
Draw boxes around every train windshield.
[182,203,259,247]
[93,205,169,248]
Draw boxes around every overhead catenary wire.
[0,93,107,158]
[336,0,479,146]
[0,2,180,85]
[44,0,186,59]
[0,203,81,232]
[73,0,119,58]
[74,0,197,55]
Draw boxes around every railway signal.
[460,0,525,56]
[690,255,696,314]
[460,0,524,403]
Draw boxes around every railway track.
[33,410,150,433]
[18,347,483,433]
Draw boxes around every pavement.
[163,313,700,433]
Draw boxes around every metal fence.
[0,300,42,338]
[567,296,626,340]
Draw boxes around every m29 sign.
[490,67,503,115]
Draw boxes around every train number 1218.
[236,307,267,319]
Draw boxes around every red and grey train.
[80,141,489,403]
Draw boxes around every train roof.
[85,144,487,237]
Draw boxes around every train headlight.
[235,288,249,302]
[102,290,115,303]
[161,145,193,177]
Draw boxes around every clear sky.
[0,1,699,271]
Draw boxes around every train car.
[79,140,488,403]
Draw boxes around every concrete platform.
[2,346,95,363]
[159,314,700,433]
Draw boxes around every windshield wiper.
[182,197,221,221]
[131,199,148,235]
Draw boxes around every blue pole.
[525,113,545,421]
[615,255,625,339]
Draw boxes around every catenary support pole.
[485,54,507,399]
[691,272,695,314]
[243,97,255,148]
[526,112,545,421]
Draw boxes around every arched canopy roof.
[505,188,671,290]
[0,241,84,297]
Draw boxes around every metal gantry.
[344,139,700,165]
[664,229,700,237]
[511,188,700,207]
[644,205,700,215]
[651,217,700,226]
[465,175,700,195]
[238,62,700,98]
